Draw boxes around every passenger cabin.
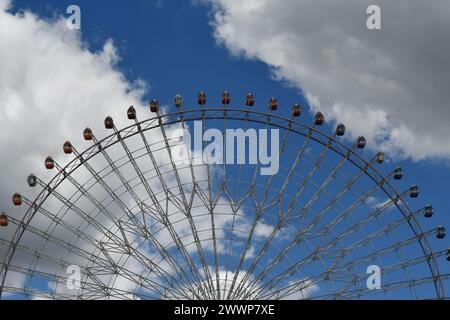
[127,106,136,120]
[27,174,37,187]
[394,167,403,180]
[376,151,385,164]
[12,193,22,206]
[424,205,434,218]
[269,97,278,111]
[150,99,159,112]
[222,91,230,105]
[335,123,346,136]
[292,104,301,117]
[436,226,446,239]
[45,156,55,170]
[83,128,93,141]
[245,93,255,106]
[0,213,8,227]
[410,185,419,198]
[174,94,183,108]
[63,141,73,154]
[104,116,114,129]
[315,112,324,125]
[357,136,366,149]
[198,92,206,105]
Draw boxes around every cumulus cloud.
[207,0,450,160]
[0,0,147,204]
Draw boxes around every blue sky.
[1,0,448,299]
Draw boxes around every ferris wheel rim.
[0,106,445,299]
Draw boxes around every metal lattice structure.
[0,92,449,300]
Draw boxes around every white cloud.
[206,0,450,160]
[0,0,147,207]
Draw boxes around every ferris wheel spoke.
[248,154,381,289]
[131,112,214,299]
[69,144,198,294]
[224,105,261,299]
[115,113,212,298]
[258,113,298,223]
[281,136,335,222]
[226,108,278,300]
[222,183,245,299]
[157,108,217,299]
[294,147,364,229]
[5,246,174,300]
[65,174,202,297]
[310,272,450,300]
[242,163,395,297]
[10,195,114,259]
[235,135,340,298]
[233,129,337,299]
[49,162,133,242]
[243,185,417,298]
[230,114,308,299]
[78,153,204,294]
[113,122,168,223]
[28,175,128,253]
[6,261,164,300]
[254,225,438,299]
[89,247,194,299]
[1,215,192,299]
[200,107,224,299]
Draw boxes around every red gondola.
[0,213,8,227]
[292,104,301,117]
[83,128,93,141]
[269,97,278,111]
[45,156,55,170]
[245,93,255,106]
[314,112,324,125]
[12,193,22,206]
[222,91,230,105]
[198,92,206,105]
[104,116,114,129]
[63,141,73,154]
[127,106,136,120]
[150,99,159,113]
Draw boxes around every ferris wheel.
[0,91,448,300]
